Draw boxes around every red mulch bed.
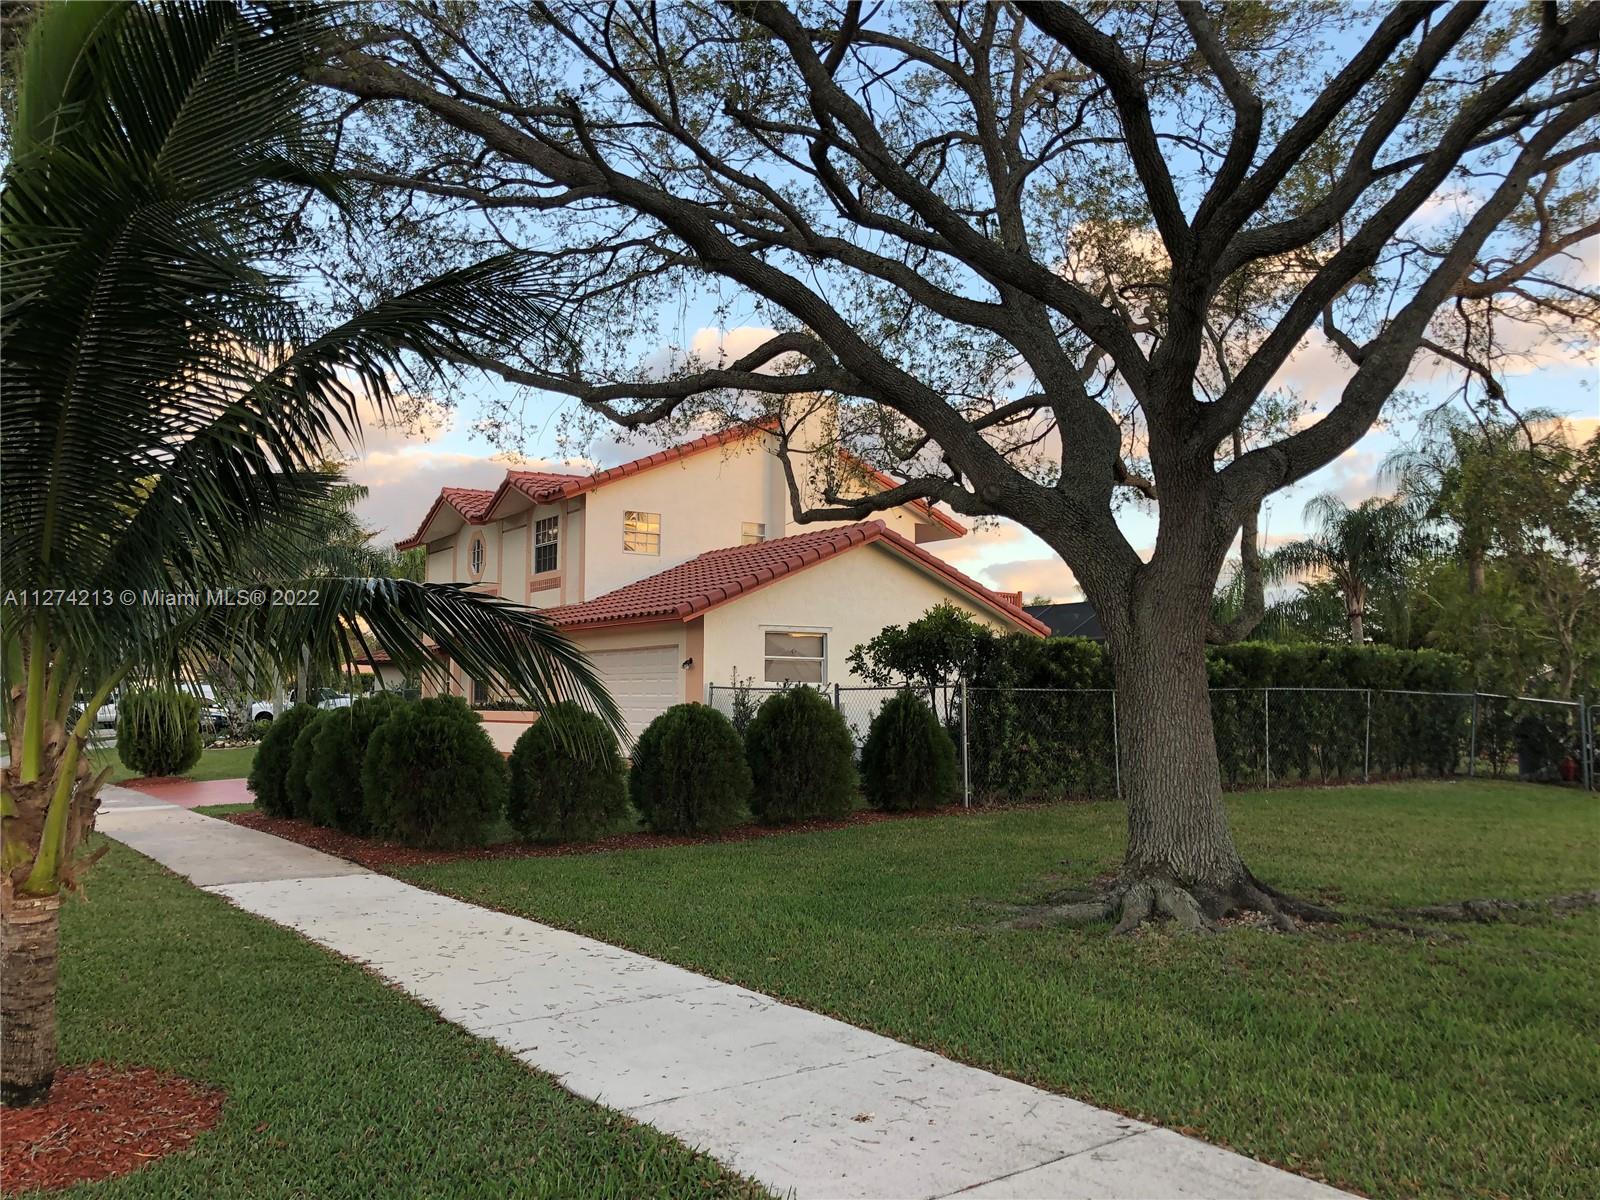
[222,803,1017,868]
[1,1063,224,1194]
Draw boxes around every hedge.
[362,696,507,848]
[861,691,957,811]
[307,693,406,832]
[507,702,630,843]
[247,704,320,816]
[744,686,856,823]
[115,690,203,778]
[961,636,1474,800]
[630,704,751,834]
[284,709,329,820]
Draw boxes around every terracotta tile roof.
[395,487,497,550]
[494,425,767,511]
[542,520,1049,636]
[404,423,967,546]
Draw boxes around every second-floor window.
[534,515,559,573]
[741,522,766,544]
[623,510,660,554]
[468,533,486,578]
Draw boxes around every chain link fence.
[708,682,1595,805]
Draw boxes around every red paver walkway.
[123,777,251,809]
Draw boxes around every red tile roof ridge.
[540,519,1047,636]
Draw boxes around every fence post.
[1581,695,1593,792]
[833,682,841,713]
[960,678,970,809]
[707,683,716,711]
[1111,690,1122,802]
[1468,692,1478,778]
[1364,689,1371,784]
[1263,688,1271,788]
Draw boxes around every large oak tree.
[315,1,1600,930]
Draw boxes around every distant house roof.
[399,424,967,549]
[1025,600,1104,641]
[541,520,1048,636]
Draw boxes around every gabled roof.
[395,487,497,550]
[493,425,765,513]
[541,520,1049,636]
[402,424,968,548]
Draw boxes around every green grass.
[97,744,257,784]
[397,781,1600,1200]
[35,842,767,1199]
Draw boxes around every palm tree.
[1,1,618,1106]
[1268,494,1432,644]
[1381,410,1556,596]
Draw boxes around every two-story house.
[397,424,1046,747]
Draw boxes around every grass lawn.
[97,744,257,785]
[396,780,1600,1200]
[35,841,766,1199]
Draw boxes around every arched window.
[469,533,486,578]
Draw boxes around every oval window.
[469,534,485,577]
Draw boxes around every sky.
[351,316,1596,601]
[342,9,1597,602]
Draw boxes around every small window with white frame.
[468,533,486,578]
[623,510,660,554]
[741,522,766,545]
[763,630,825,684]
[534,515,559,573]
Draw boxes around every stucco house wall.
[579,440,781,597]
[699,541,1018,693]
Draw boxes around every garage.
[583,644,683,742]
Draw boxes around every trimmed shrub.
[307,692,406,833]
[744,686,856,823]
[362,695,506,848]
[507,702,630,843]
[284,709,330,820]
[630,704,751,834]
[247,704,319,815]
[116,689,203,778]
[861,692,958,811]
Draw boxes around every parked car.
[96,683,231,733]
[312,688,356,711]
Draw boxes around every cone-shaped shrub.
[630,703,750,834]
[247,704,318,816]
[744,686,856,823]
[362,695,506,848]
[285,708,329,820]
[307,693,406,832]
[861,691,958,811]
[116,689,203,778]
[508,702,630,843]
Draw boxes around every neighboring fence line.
[708,683,1595,806]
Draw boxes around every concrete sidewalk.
[96,787,1351,1200]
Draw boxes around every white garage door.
[586,645,681,743]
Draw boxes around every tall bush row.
[961,635,1472,799]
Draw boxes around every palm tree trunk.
[1,890,61,1107]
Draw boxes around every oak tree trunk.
[2,891,61,1107]
[1106,604,1247,905]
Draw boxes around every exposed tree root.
[996,870,1316,935]
[995,876,1599,938]
[1394,889,1600,923]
